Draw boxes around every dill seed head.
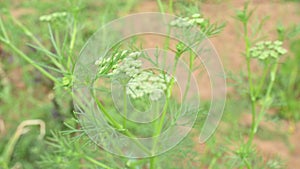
[250,40,287,60]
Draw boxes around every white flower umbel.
[250,40,287,60]
[95,50,171,101]
[108,52,142,78]
[126,71,171,101]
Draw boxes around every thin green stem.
[84,155,112,169]
[54,29,62,56]
[255,61,279,128]
[5,42,58,83]
[243,18,257,147]
[182,51,194,103]
[244,158,252,169]
[150,157,155,169]
[47,25,66,71]
[0,37,7,43]
[93,91,151,155]
[10,15,43,48]
[156,0,165,13]
[168,0,173,13]
[238,10,257,168]
[126,159,148,168]
[68,18,77,70]
[246,55,256,146]
[150,59,179,169]
[0,17,9,41]
[93,94,123,130]
[124,130,151,155]
[10,15,65,72]
[123,85,127,128]
[153,59,178,137]
[255,66,269,97]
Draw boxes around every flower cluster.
[107,51,142,78]
[126,71,171,101]
[170,13,206,28]
[250,40,287,60]
[95,50,171,101]
[39,12,67,22]
[95,50,129,75]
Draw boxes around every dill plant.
[0,3,225,169]
[233,3,288,168]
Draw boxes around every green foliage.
[39,131,121,169]
[275,31,300,122]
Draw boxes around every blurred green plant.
[273,23,300,131]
